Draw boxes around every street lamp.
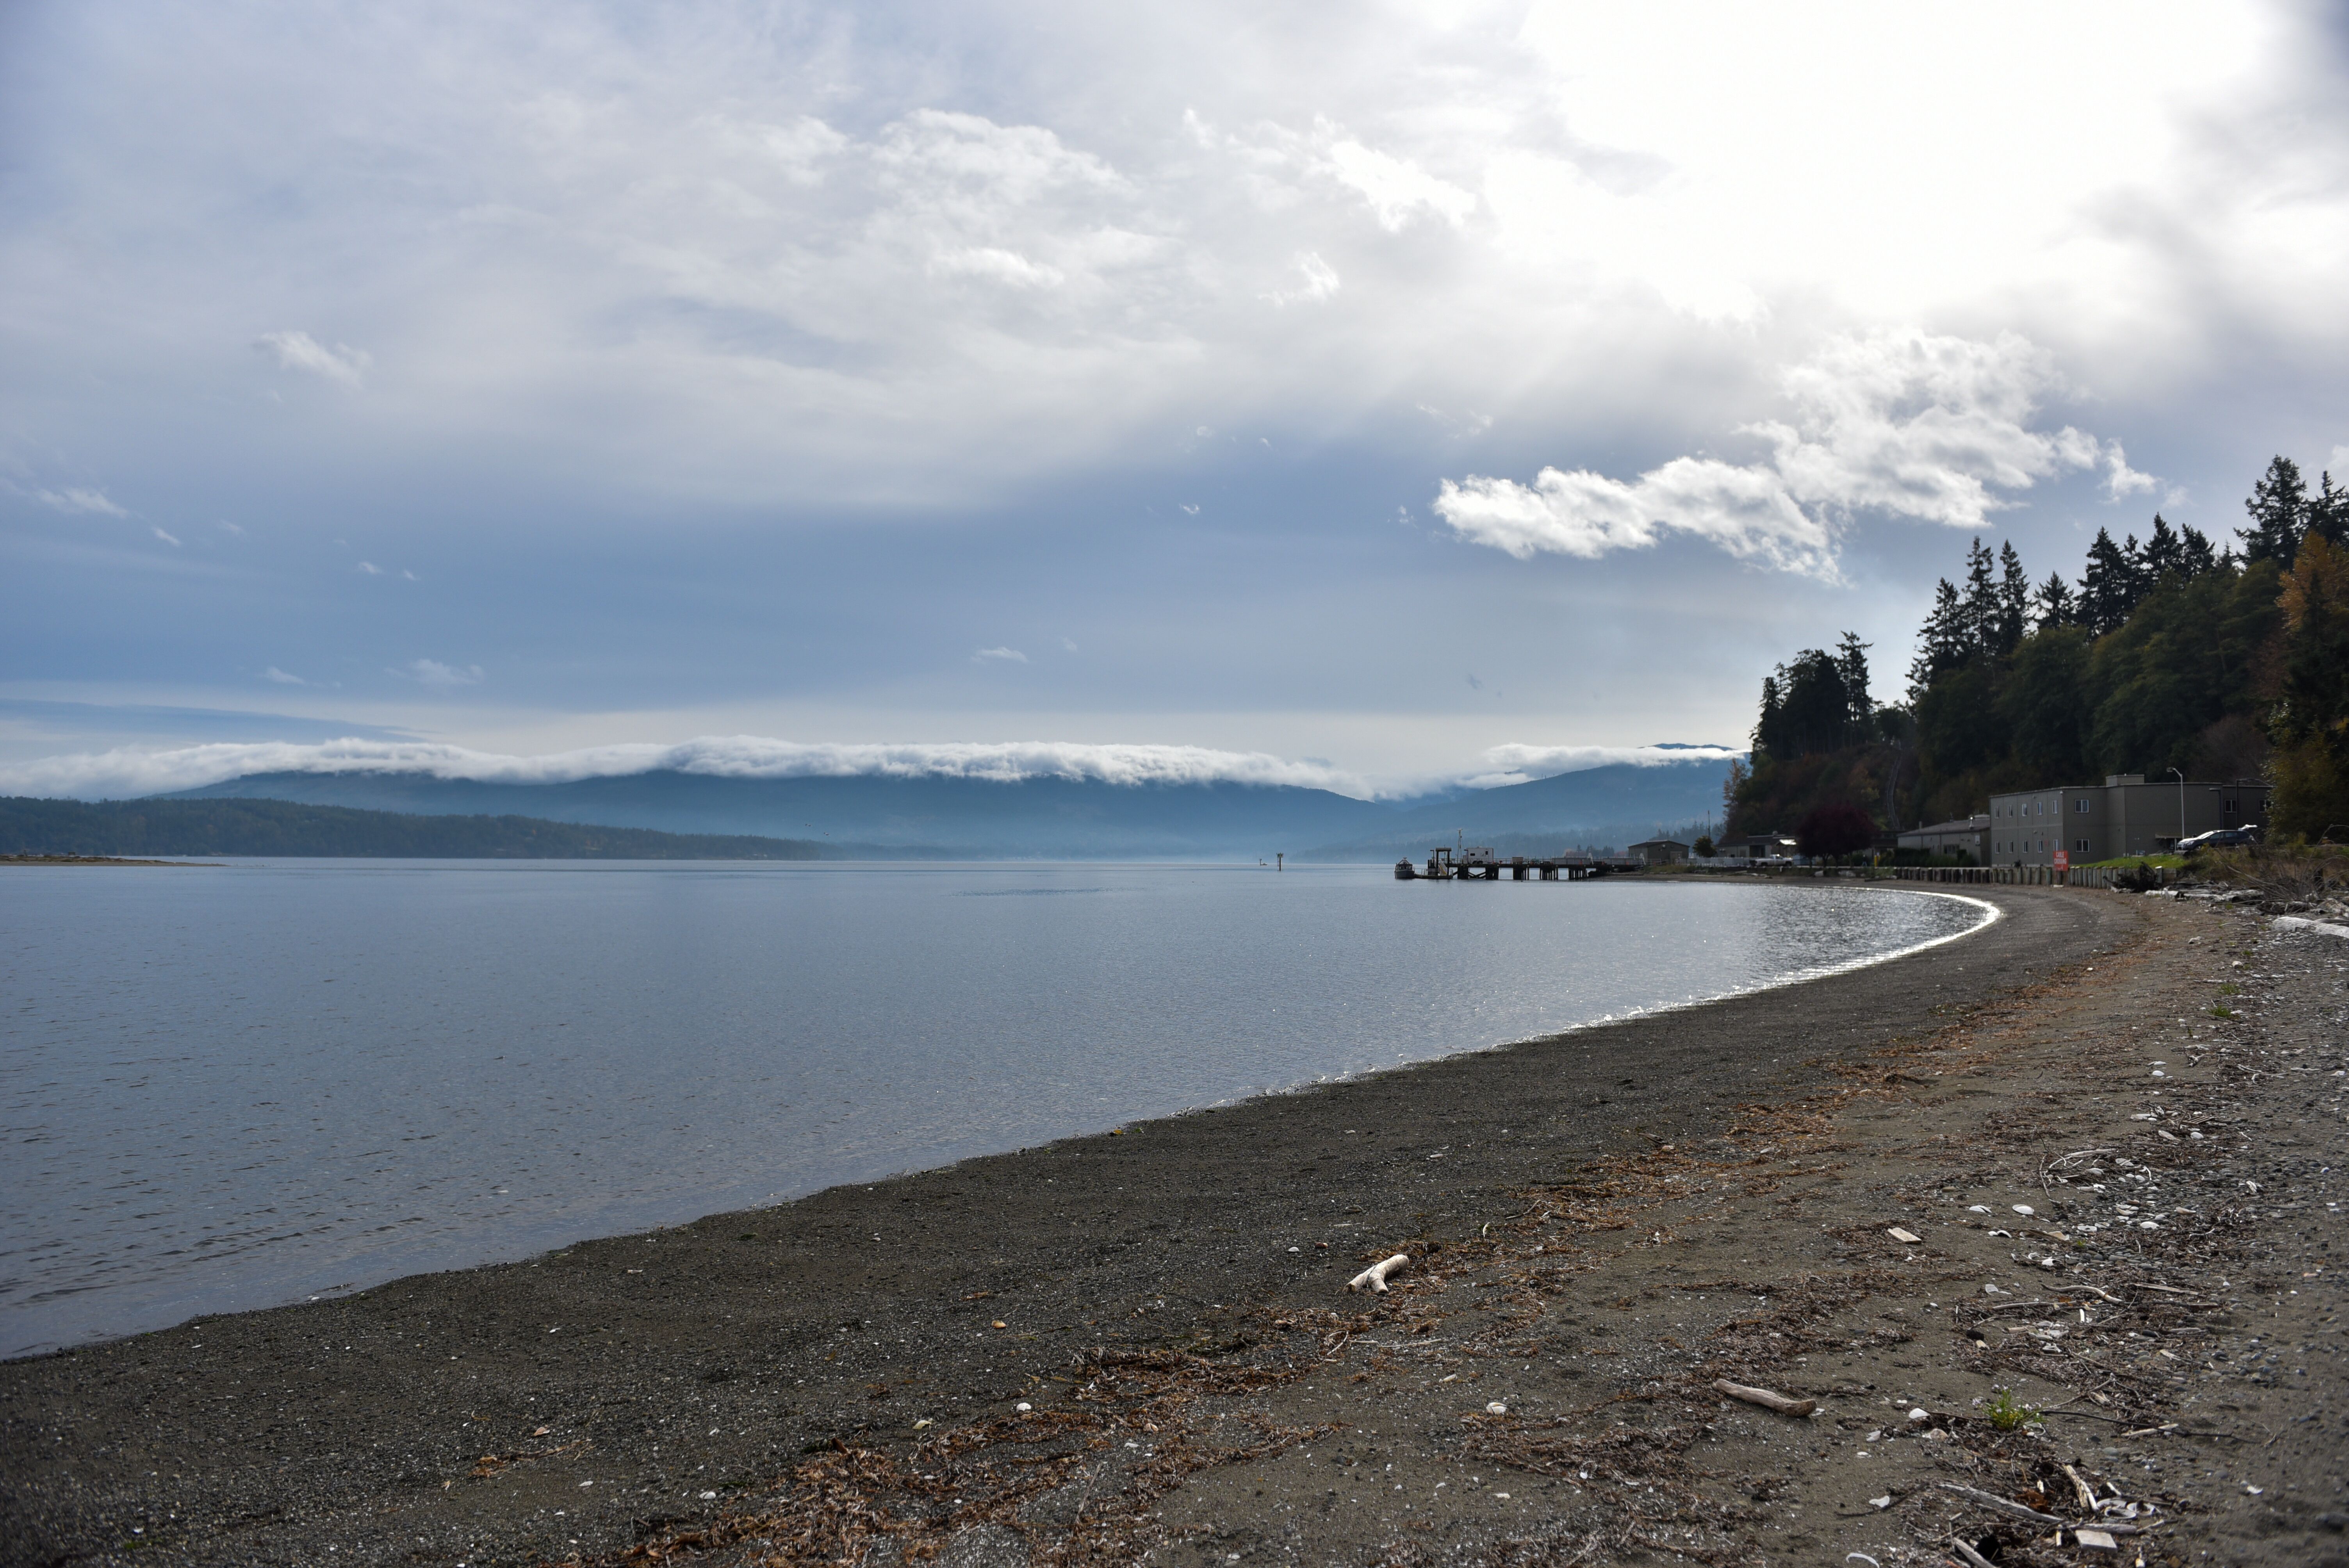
[2167,767,2185,851]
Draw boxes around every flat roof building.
[1984,775,2269,866]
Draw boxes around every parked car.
[2178,823,2261,852]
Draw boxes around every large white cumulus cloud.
[3,0,2339,513]
[1433,329,2155,577]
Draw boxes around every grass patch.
[1982,1386,2042,1432]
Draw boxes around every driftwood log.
[1347,1254,1410,1293]
[1711,1378,1816,1417]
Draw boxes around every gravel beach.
[5,882,2344,1566]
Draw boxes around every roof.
[1627,837,1690,848]
[1903,817,1986,836]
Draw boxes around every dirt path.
[5,884,2342,1566]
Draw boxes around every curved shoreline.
[1,878,1994,1361]
[0,886,2141,1565]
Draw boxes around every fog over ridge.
[0,737,1745,804]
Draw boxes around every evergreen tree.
[2179,524,2219,577]
[2311,471,2349,549]
[2120,532,2151,613]
[2033,570,2077,629]
[2078,527,2135,636]
[1835,631,1874,741]
[1994,541,2030,653]
[1753,673,1784,761]
[2141,514,2182,581]
[2240,454,2309,564]
[1959,537,1999,657]
[1907,577,1966,701]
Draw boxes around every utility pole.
[1276,852,1283,872]
[2168,767,2185,850]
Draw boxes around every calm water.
[0,862,1990,1356]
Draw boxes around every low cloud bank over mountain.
[0,737,1740,861]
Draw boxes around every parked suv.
[2178,824,2261,852]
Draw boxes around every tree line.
[1728,453,2349,850]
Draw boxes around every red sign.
[2053,850,2069,873]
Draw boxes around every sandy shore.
[4,884,2343,1566]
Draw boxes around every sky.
[5,1,2348,798]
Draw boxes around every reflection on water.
[0,862,1986,1354]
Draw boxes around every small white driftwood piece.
[1711,1378,1816,1417]
[1347,1254,1411,1293]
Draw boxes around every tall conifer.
[2241,454,2309,563]
[2079,528,2134,636]
[2033,571,2076,629]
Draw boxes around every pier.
[1394,846,1615,881]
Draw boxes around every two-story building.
[1984,774,2269,865]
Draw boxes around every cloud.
[150,526,180,546]
[2100,443,2162,501]
[1059,637,1078,652]
[1322,135,1477,231]
[256,330,370,387]
[0,736,1384,801]
[1266,251,1341,306]
[929,246,1066,289]
[1436,329,2146,577]
[10,4,2328,529]
[396,658,483,687]
[262,667,306,684]
[33,486,128,517]
[1459,743,1748,789]
[0,734,1754,804]
[972,646,1028,663]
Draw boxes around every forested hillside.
[0,796,827,859]
[1728,454,2349,845]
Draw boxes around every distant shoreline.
[0,853,214,867]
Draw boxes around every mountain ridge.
[147,756,1736,860]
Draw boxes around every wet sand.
[4,884,2341,1566]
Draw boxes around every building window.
[2075,798,2088,812]
[2076,837,2091,852]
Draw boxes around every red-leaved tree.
[1795,802,1877,859]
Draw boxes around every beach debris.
[1485,1401,1507,1415]
[1867,1494,1891,1509]
[2012,1204,2035,1215]
[2074,1528,2119,1550]
[2061,1463,2097,1511]
[1939,1481,2064,1527]
[1886,1226,1921,1243]
[1711,1378,1816,1417]
[1947,1538,1998,1568]
[1016,1402,1032,1412]
[1347,1254,1410,1293]
[1907,1406,1930,1422]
